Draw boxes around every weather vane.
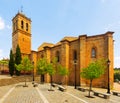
[21,6,23,13]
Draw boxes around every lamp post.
[74,60,77,89]
[32,61,34,84]
[107,59,110,94]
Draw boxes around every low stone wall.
[0,75,40,86]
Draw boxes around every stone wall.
[35,32,114,88]
[0,75,40,86]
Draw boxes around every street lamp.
[74,60,77,89]
[32,61,34,84]
[107,59,110,94]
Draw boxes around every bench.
[52,83,58,87]
[93,91,110,99]
[58,85,67,92]
[33,83,38,87]
[77,87,87,92]
[112,91,120,96]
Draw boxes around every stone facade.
[12,12,114,88]
[12,12,31,55]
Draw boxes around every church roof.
[54,36,78,47]
[38,36,78,51]
[60,36,78,42]
[54,42,61,46]
[12,12,31,22]
[38,42,54,51]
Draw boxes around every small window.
[73,50,77,60]
[56,51,60,62]
[26,23,28,31]
[21,20,24,29]
[91,48,96,58]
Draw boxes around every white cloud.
[0,17,5,30]
[0,17,11,31]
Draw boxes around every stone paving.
[0,82,120,103]
[1,83,43,103]
[0,85,13,99]
[38,84,120,103]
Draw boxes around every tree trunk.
[88,79,93,97]
[63,76,66,86]
[50,75,53,90]
[24,71,26,86]
[64,75,67,88]
[24,71,27,87]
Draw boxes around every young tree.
[15,56,33,87]
[0,60,8,74]
[9,49,15,76]
[80,60,106,97]
[37,58,47,83]
[58,64,69,86]
[46,62,55,91]
[15,45,22,76]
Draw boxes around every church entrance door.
[41,74,45,83]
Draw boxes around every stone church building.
[12,12,114,88]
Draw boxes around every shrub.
[114,72,120,82]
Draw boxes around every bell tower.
[12,12,31,56]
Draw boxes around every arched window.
[91,48,96,58]
[21,20,24,29]
[73,50,77,60]
[56,51,60,62]
[26,23,28,31]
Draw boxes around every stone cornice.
[12,29,31,37]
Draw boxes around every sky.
[0,0,120,67]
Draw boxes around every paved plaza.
[0,82,120,103]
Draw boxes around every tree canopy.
[57,64,69,85]
[46,62,55,76]
[16,56,33,72]
[0,60,8,65]
[15,45,22,75]
[9,49,15,76]
[81,60,106,80]
[58,64,69,76]
[37,58,48,75]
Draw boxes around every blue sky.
[0,0,120,67]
